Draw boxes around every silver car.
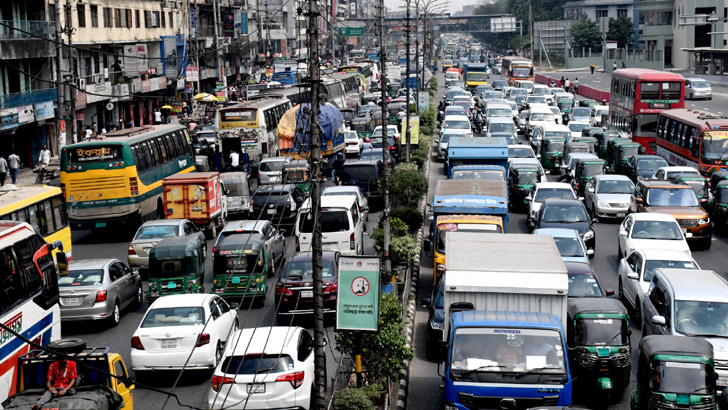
[584,174,634,220]
[216,220,286,265]
[685,78,712,100]
[322,185,370,223]
[59,259,142,326]
[258,156,292,185]
[128,219,204,272]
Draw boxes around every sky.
[387,0,478,16]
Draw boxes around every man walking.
[154,109,163,125]
[564,78,571,92]
[590,63,595,74]
[613,62,617,72]
[574,78,580,95]
[229,149,240,170]
[8,151,20,184]
[0,155,7,187]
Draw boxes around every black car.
[340,159,383,201]
[534,198,596,253]
[564,261,613,298]
[251,184,305,228]
[421,274,445,360]
[360,148,396,167]
[370,135,401,162]
[624,154,669,182]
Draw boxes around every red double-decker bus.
[656,109,728,175]
[608,69,685,154]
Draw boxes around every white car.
[584,174,634,220]
[131,294,238,374]
[208,326,317,410]
[567,121,591,141]
[344,130,362,155]
[617,248,699,320]
[589,105,609,127]
[525,106,555,137]
[569,107,591,123]
[651,166,701,180]
[259,156,292,185]
[526,182,576,228]
[617,213,693,259]
[372,125,401,141]
[322,185,369,223]
[549,106,562,124]
[508,145,536,159]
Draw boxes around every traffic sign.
[338,26,365,37]
[336,256,381,332]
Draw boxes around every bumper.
[593,206,628,219]
[69,210,139,230]
[255,210,297,226]
[128,255,149,269]
[276,298,337,316]
[207,387,308,410]
[685,223,712,240]
[258,175,281,185]
[60,302,114,321]
[131,345,216,371]
[345,145,361,154]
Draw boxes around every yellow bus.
[60,124,196,231]
[0,185,73,260]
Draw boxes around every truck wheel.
[205,223,217,240]
[156,201,165,220]
[48,338,87,354]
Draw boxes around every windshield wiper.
[254,367,275,375]
[455,364,503,377]
[599,331,625,347]
[515,365,560,379]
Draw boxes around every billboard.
[336,256,381,332]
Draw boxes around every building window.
[170,11,174,28]
[119,8,127,27]
[617,8,628,17]
[103,7,112,27]
[115,9,122,28]
[127,9,133,28]
[90,5,98,27]
[145,10,151,28]
[136,10,140,28]
[596,9,609,19]
[161,10,166,28]
[152,11,160,27]
[77,4,86,27]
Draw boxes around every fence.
[534,73,610,102]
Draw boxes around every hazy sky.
[387,0,477,16]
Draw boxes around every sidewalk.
[7,158,61,187]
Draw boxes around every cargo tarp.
[2,386,124,410]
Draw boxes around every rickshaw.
[574,158,607,198]
[567,298,632,404]
[388,102,407,125]
[571,136,599,153]
[631,335,718,410]
[563,142,592,160]
[711,180,728,234]
[709,171,728,198]
[146,235,206,304]
[351,116,374,140]
[212,232,271,306]
[508,164,543,211]
[340,108,356,128]
[582,127,604,138]
[388,81,402,98]
[595,132,626,158]
[372,109,384,127]
[539,136,566,172]
[669,172,713,211]
[282,159,312,197]
[607,141,641,175]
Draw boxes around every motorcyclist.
[332,152,346,185]
[474,109,484,133]
[558,168,574,184]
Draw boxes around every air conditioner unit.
[76,78,86,89]
[131,83,137,93]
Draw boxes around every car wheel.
[133,285,143,308]
[618,279,627,306]
[109,301,121,327]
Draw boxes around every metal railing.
[0,20,55,40]
[0,88,57,109]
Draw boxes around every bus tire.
[48,338,87,354]
[156,201,165,220]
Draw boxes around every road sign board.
[338,26,366,37]
[336,256,381,332]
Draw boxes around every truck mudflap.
[2,386,124,410]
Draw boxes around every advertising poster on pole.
[336,256,381,332]
[400,115,420,145]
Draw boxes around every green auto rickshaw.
[372,109,384,127]
[669,172,713,211]
[631,335,718,410]
[508,164,543,211]
[388,102,407,125]
[710,171,728,198]
[571,136,599,154]
[388,81,402,98]
[352,116,374,140]
[539,137,566,172]
[574,158,607,198]
[578,99,597,107]
[582,127,604,138]
[282,160,312,197]
[595,132,626,158]
[212,232,271,307]
[147,235,207,304]
[711,180,728,235]
[608,141,642,175]
[564,142,592,161]
[567,298,632,404]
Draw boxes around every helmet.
[506,334,525,347]
[364,138,370,143]
[337,152,343,158]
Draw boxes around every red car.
[274,251,340,323]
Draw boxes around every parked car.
[251,184,306,228]
[59,259,142,326]
[533,228,593,263]
[533,197,595,253]
[617,213,692,259]
[685,78,713,100]
[565,261,612,298]
[258,156,292,185]
[584,174,634,220]
[274,251,340,321]
[131,294,239,375]
[128,219,205,274]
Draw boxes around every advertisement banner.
[186,66,199,82]
[34,101,55,121]
[16,105,35,124]
[400,115,420,145]
[418,92,429,112]
[241,12,249,35]
[163,37,178,78]
[136,44,148,75]
[123,44,138,77]
[223,13,234,37]
[336,256,381,332]
[0,109,19,131]
[349,0,357,18]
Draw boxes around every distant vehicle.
[533,198,595,253]
[533,228,593,264]
[275,251,340,321]
[684,78,712,100]
[564,261,611,298]
[128,219,205,273]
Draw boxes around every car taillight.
[196,333,211,347]
[276,284,294,295]
[324,283,338,294]
[131,336,144,350]
[212,246,216,254]
[289,196,296,211]
[211,375,235,392]
[350,232,355,250]
[128,245,136,256]
[95,290,107,303]
[276,371,305,389]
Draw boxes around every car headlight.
[583,230,594,240]
[597,200,609,208]
[699,217,710,224]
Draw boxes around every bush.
[388,163,427,208]
[370,217,418,266]
[411,132,433,170]
[391,206,423,233]
[334,388,377,410]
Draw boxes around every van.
[295,195,364,255]
[590,105,609,127]
[641,268,728,383]
[340,159,383,200]
[220,172,251,217]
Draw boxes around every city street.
[407,66,728,410]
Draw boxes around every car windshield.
[569,123,590,133]
[220,354,294,375]
[574,318,629,345]
[483,91,502,99]
[359,150,382,161]
[597,180,634,194]
[435,223,502,253]
[631,221,683,240]
[490,123,515,133]
[674,300,728,338]
[534,188,575,202]
[652,361,715,394]
[446,108,466,116]
[299,209,350,233]
[541,204,588,223]
[446,72,460,79]
[141,307,205,327]
[638,158,669,171]
[454,101,472,109]
[59,269,104,287]
[553,237,584,257]
[444,120,471,129]
[449,328,565,377]
[526,96,546,104]
[509,89,528,97]
[260,161,286,172]
[531,88,549,95]
[370,136,397,147]
[644,259,698,282]
[253,190,291,205]
[568,273,602,297]
[691,80,709,88]
[342,164,379,183]
[452,169,505,180]
[135,225,178,240]
[282,259,335,279]
[645,187,699,207]
[530,113,553,121]
[515,170,539,185]
[544,140,564,151]
[492,81,507,89]
[488,108,511,117]
[509,147,534,158]
[345,132,357,140]
[572,108,591,117]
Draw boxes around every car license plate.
[301,290,314,298]
[64,298,80,306]
[617,213,626,217]
[161,340,177,349]
[718,378,728,387]
[247,383,266,394]
[267,209,276,215]
[95,222,106,228]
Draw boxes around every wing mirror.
[605,289,615,297]
[619,230,628,236]
[421,297,431,307]
[586,249,595,256]
[651,315,666,326]
[628,272,639,280]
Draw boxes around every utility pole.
[379,0,391,277]
[415,0,420,116]
[265,1,272,59]
[404,0,411,163]
[65,0,77,143]
[213,0,226,95]
[55,0,65,154]
[529,2,533,59]
[307,0,326,407]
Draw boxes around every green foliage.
[474,3,503,14]
[333,388,377,410]
[607,16,634,48]
[571,19,602,49]
[390,206,423,234]
[388,163,427,208]
[411,132,433,170]
[336,293,415,385]
[370,217,418,266]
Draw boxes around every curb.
[396,143,432,410]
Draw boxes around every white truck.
[442,232,569,341]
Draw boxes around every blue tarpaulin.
[292,104,345,156]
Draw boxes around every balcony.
[0,20,56,59]
[0,88,57,109]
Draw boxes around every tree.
[571,19,602,49]
[607,16,634,48]
[474,3,503,15]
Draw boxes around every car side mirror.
[230,302,240,310]
[586,249,595,256]
[421,297,431,307]
[587,187,595,193]
[278,228,287,235]
[605,289,615,297]
[651,315,666,326]
[619,230,628,236]
[628,272,639,280]
[685,232,693,238]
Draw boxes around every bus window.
[51,196,67,230]
[0,247,23,314]
[42,199,55,234]
[149,140,161,166]
[662,82,681,100]
[641,82,659,100]
[27,207,40,234]
[14,238,42,295]
[156,137,168,162]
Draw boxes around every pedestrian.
[101,127,107,134]
[32,357,77,410]
[182,101,187,115]
[8,151,19,184]
[84,126,92,140]
[153,109,162,125]
[564,78,571,92]
[559,76,565,88]
[0,155,7,187]
[241,149,250,174]
[612,62,617,72]
[590,63,595,74]
[38,145,51,168]
[229,149,240,169]
[574,78,580,95]
[214,147,222,172]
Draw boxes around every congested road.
[408,66,728,410]
[63,179,378,410]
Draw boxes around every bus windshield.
[701,131,728,161]
[468,73,488,81]
[511,67,533,78]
